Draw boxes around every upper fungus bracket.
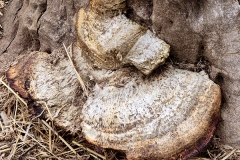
[77,0,170,75]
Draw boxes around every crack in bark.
[2,22,19,54]
[36,1,47,34]
[2,1,23,54]
[13,2,23,22]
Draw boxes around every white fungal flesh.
[124,30,170,75]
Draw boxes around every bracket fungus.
[76,0,170,75]
[6,0,221,159]
[81,68,221,159]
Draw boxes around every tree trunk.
[0,0,239,153]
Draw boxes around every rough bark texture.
[0,0,89,72]
[0,0,240,150]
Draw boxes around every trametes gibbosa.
[7,0,221,159]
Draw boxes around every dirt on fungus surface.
[0,0,240,159]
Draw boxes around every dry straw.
[0,75,109,159]
[63,43,89,97]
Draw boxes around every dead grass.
[0,75,124,160]
[63,43,89,97]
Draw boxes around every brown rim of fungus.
[179,102,220,160]
[6,53,38,101]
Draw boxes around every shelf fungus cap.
[77,8,146,70]
[81,68,221,159]
[6,51,79,106]
[6,51,84,133]
[76,7,169,75]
